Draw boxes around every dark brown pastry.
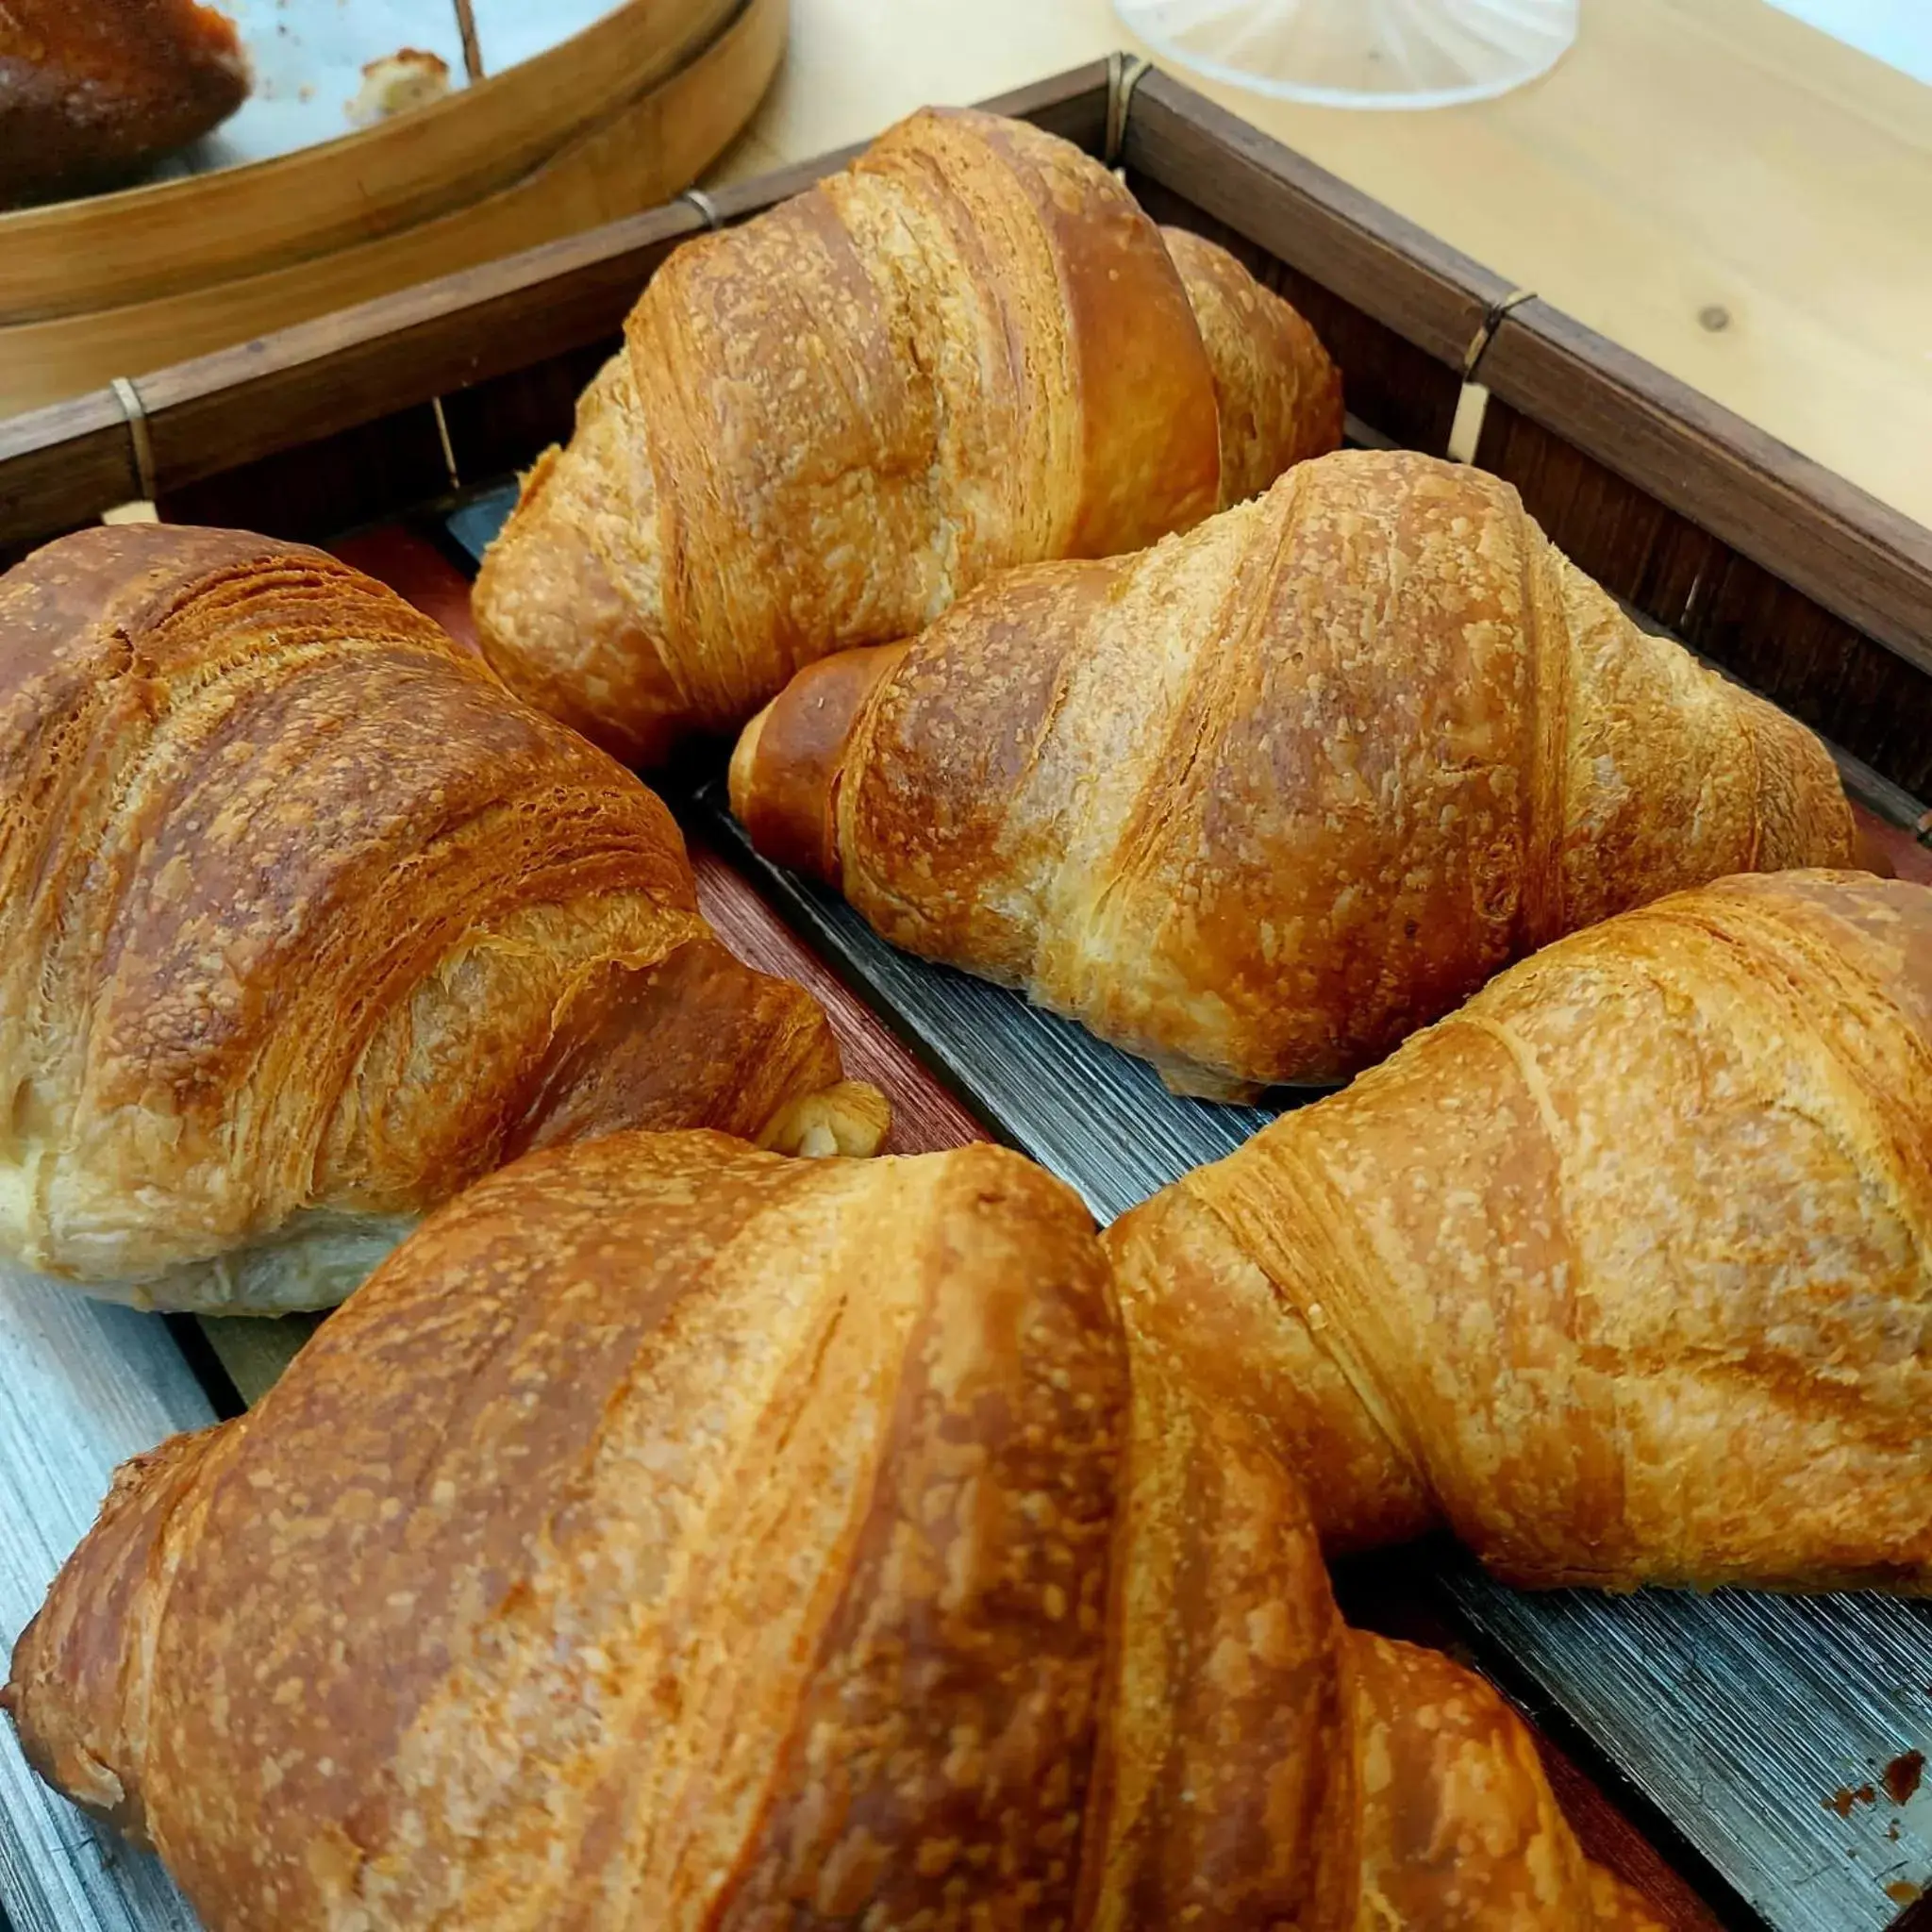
[0,0,248,208]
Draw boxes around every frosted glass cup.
[1115,0,1581,108]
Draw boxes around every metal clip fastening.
[680,187,724,232]
[1107,53,1152,170]
[1445,287,1536,465]
[109,376,158,504]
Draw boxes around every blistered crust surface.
[759,449,1855,1091]
[1109,871,1932,1591]
[8,1132,1651,1927]
[0,525,850,1298]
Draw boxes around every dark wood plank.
[1475,402,1932,797]
[0,391,136,567]
[1120,69,1931,692]
[1123,68,1511,375]
[157,405,455,543]
[1478,302,1932,683]
[1130,179,1462,462]
[436,341,619,491]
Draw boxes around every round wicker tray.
[0,0,787,417]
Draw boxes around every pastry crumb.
[346,48,450,127]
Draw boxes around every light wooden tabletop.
[714,0,1932,532]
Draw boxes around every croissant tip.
[729,703,772,830]
[758,1081,891,1159]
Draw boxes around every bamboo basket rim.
[0,0,748,325]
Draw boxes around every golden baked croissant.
[0,525,884,1313]
[6,1131,1655,1929]
[472,106,1342,766]
[1107,869,1932,1591]
[731,448,1858,1095]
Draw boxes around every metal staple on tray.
[1446,286,1536,465]
[1107,52,1152,169]
[679,187,724,231]
[108,376,158,505]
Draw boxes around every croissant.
[730,448,1858,1094]
[472,106,1342,766]
[6,1131,1656,1929]
[0,525,884,1314]
[0,0,249,208]
[1106,869,1932,1592]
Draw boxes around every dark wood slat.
[0,391,134,568]
[1479,304,1932,682]
[1474,402,1932,797]
[1123,69,1512,375]
[156,405,455,543]
[0,64,1115,557]
[1121,70,1931,693]
[437,341,619,491]
[1129,180,1462,465]
[137,216,700,498]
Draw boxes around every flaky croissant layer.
[472,106,1342,766]
[733,448,1857,1094]
[0,526,882,1310]
[1108,869,1932,1591]
[6,1133,1653,1930]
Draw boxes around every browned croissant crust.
[0,525,884,1312]
[472,106,1342,767]
[731,448,1857,1096]
[1107,870,1932,1591]
[6,1132,1655,1929]
[0,0,248,208]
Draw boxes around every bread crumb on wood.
[346,48,450,127]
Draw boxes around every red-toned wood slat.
[690,841,988,1157]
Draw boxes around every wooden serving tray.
[1,55,1929,1932]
